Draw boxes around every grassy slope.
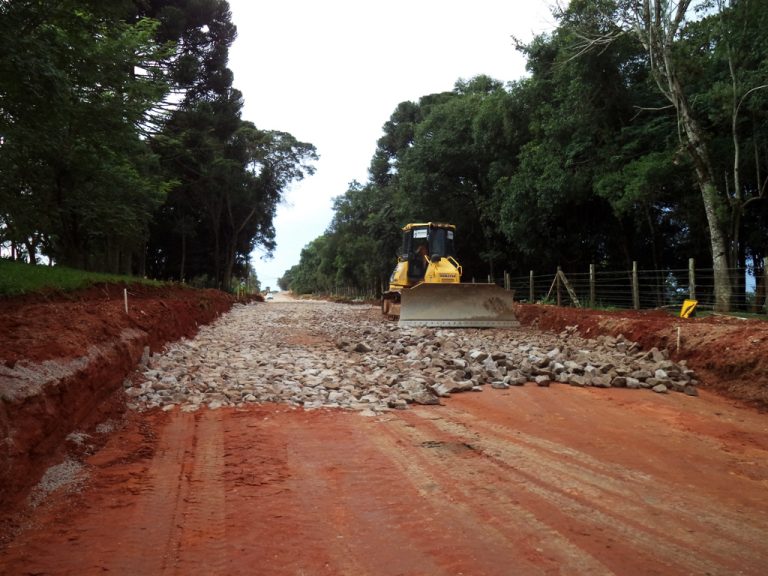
[0,259,163,297]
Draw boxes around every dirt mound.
[0,283,235,366]
[0,283,235,513]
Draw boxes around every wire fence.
[317,260,768,315]
[504,262,768,315]
[312,285,379,302]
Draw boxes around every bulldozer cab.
[402,223,455,281]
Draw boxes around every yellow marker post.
[680,299,698,318]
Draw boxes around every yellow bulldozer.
[381,222,519,327]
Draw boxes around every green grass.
[0,259,164,297]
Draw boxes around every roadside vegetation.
[282,0,767,313]
[2,1,765,307]
[0,259,163,297]
[0,0,315,291]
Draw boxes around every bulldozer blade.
[399,283,519,328]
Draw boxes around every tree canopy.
[0,0,316,290]
[282,0,767,310]
[2,1,764,301]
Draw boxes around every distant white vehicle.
[266,294,274,300]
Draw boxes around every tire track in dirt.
[172,412,228,575]
[3,390,768,575]
[370,412,616,576]
[218,406,485,575]
[4,416,191,574]
[405,407,748,575]
[97,411,228,575]
[217,408,340,575]
[435,401,768,556]
[110,414,195,574]
[0,413,231,575]
[375,391,768,576]
[276,410,448,575]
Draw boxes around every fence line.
[504,259,767,314]
[322,258,768,315]
[314,284,378,301]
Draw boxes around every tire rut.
[371,412,616,576]
[388,404,764,575]
[434,403,768,556]
[100,412,228,575]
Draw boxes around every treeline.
[0,0,316,290]
[281,0,767,311]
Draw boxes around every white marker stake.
[124,288,128,314]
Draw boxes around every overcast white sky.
[227,0,560,289]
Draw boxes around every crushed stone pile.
[127,301,699,414]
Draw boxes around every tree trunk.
[665,52,731,312]
[120,249,132,276]
[699,180,733,311]
[136,244,147,278]
[213,230,221,288]
[222,220,244,292]
[223,243,236,292]
[670,64,732,311]
[644,205,663,306]
[633,1,733,312]
[24,239,37,265]
[179,231,187,282]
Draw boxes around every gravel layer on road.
[128,301,699,413]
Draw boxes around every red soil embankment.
[0,283,234,512]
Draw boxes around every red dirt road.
[3,386,768,575]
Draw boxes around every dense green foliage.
[0,0,316,290]
[0,258,162,296]
[283,0,767,307]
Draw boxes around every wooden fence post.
[556,266,562,307]
[589,263,596,308]
[529,270,534,303]
[632,261,640,310]
[689,258,696,301]
[558,269,582,307]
